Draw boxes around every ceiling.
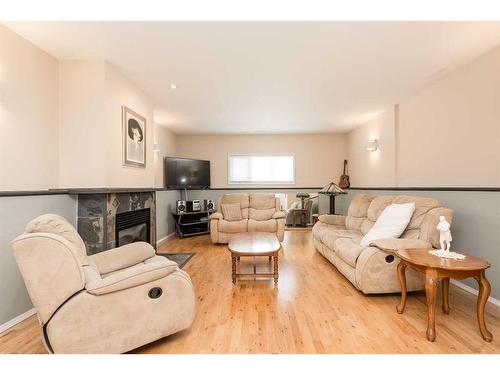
[5,21,500,134]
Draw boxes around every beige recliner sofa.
[209,193,286,244]
[10,214,196,354]
[313,194,453,294]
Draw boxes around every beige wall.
[59,61,157,188]
[0,25,60,190]
[347,46,500,187]
[347,107,397,187]
[154,125,177,187]
[1,24,161,190]
[175,134,347,188]
[397,47,500,187]
[58,61,107,187]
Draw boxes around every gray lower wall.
[0,191,180,327]
[156,190,182,241]
[2,188,497,326]
[0,195,77,326]
[336,189,500,300]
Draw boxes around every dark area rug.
[158,252,195,268]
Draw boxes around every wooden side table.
[396,249,492,342]
[292,209,308,227]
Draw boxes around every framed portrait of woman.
[122,106,146,168]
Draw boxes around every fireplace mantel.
[69,188,163,195]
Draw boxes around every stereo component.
[176,200,187,214]
[186,199,201,212]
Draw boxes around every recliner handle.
[148,287,163,299]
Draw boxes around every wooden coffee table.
[396,248,492,342]
[228,232,281,284]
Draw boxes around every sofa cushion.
[218,219,248,233]
[249,207,276,221]
[25,214,87,265]
[220,194,249,219]
[318,214,346,226]
[322,229,363,250]
[312,222,332,239]
[360,203,415,247]
[393,195,440,230]
[334,238,364,268]
[221,203,243,221]
[363,195,442,238]
[248,219,277,233]
[249,194,277,209]
[367,196,395,222]
[345,194,376,230]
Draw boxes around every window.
[228,154,295,184]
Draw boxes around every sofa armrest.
[209,212,223,220]
[272,211,286,219]
[370,238,432,254]
[88,242,156,275]
[318,214,346,226]
[86,256,178,295]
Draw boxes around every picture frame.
[122,106,146,168]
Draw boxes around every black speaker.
[205,199,215,211]
[176,200,186,214]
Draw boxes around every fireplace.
[115,208,151,247]
[76,191,156,254]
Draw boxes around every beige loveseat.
[209,193,286,244]
[10,214,196,354]
[313,194,453,294]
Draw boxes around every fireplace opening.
[115,208,151,247]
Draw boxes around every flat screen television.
[164,157,211,189]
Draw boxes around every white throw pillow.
[360,203,416,247]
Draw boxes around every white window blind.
[228,155,295,184]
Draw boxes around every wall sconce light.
[367,139,378,152]
[153,142,160,152]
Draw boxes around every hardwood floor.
[1,230,499,354]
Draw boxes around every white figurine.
[429,216,465,259]
[436,215,452,252]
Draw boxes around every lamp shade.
[319,182,346,195]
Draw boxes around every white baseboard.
[450,279,500,307]
[0,308,36,334]
[157,232,176,247]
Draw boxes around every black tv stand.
[172,210,212,239]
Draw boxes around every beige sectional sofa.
[209,193,286,244]
[312,194,453,294]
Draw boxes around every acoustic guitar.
[339,160,350,189]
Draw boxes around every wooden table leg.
[475,270,493,342]
[442,278,450,314]
[396,261,407,314]
[273,253,279,284]
[425,268,438,342]
[231,256,237,284]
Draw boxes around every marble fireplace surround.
[76,189,157,255]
